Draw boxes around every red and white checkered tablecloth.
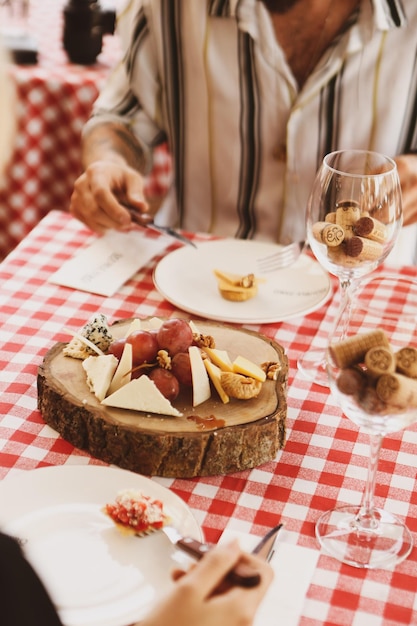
[0,209,417,625]
[0,0,171,261]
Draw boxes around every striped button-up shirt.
[87,0,417,248]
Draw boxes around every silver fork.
[256,240,305,274]
[161,522,282,588]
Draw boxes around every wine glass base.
[316,505,413,569]
[297,349,329,387]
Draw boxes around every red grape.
[130,366,148,379]
[157,319,193,356]
[171,352,193,386]
[148,368,180,401]
[127,330,159,367]
[108,338,126,361]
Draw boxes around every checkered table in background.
[1,209,417,625]
[0,0,171,261]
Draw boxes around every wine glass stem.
[336,278,383,529]
[356,433,383,530]
[339,281,352,339]
[332,278,355,341]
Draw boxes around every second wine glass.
[298,149,402,386]
[316,275,417,568]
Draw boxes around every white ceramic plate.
[0,465,202,626]
[153,239,331,323]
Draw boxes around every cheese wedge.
[204,347,234,372]
[204,360,230,404]
[107,342,133,395]
[232,355,266,383]
[188,320,200,334]
[147,317,163,330]
[124,318,142,337]
[189,345,211,406]
[82,354,118,401]
[102,376,182,416]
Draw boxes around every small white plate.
[0,465,202,626]
[153,239,331,323]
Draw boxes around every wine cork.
[312,222,345,247]
[395,346,417,378]
[376,372,417,409]
[364,346,395,378]
[358,386,389,414]
[336,367,366,395]
[353,216,387,243]
[327,246,362,267]
[335,203,361,236]
[324,212,336,223]
[344,236,383,261]
[336,200,360,209]
[329,329,390,369]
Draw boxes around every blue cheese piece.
[64,314,113,359]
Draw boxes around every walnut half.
[193,333,215,349]
[157,349,171,369]
[261,361,281,380]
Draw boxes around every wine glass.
[298,149,402,386]
[316,275,417,568]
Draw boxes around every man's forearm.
[81,122,149,173]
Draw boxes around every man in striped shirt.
[70,0,417,262]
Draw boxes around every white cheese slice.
[204,347,234,372]
[147,317,163,329]
[124,318,142,338]
[107,342,133,395]
[232,355,266,382]
[189,345,211,406]
[82,354,118,402]
[188,320,200,334]
[102,376,182,416]
[204,360,229,404]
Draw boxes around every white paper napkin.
[48,229,170,297]
[219,529,319,626]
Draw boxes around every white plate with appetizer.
[153,239,332,323]
[0,465,202,626]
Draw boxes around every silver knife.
[161,522,283,588]
[251,523,283,561]
[122,203,197,248]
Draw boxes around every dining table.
[0,208,417,626]
[0,0,171,262]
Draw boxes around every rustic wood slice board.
[37,319,288,477]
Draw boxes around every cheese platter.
[37,317,288,477]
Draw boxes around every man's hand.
[69,161,150,234]
[137,541,274,626]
